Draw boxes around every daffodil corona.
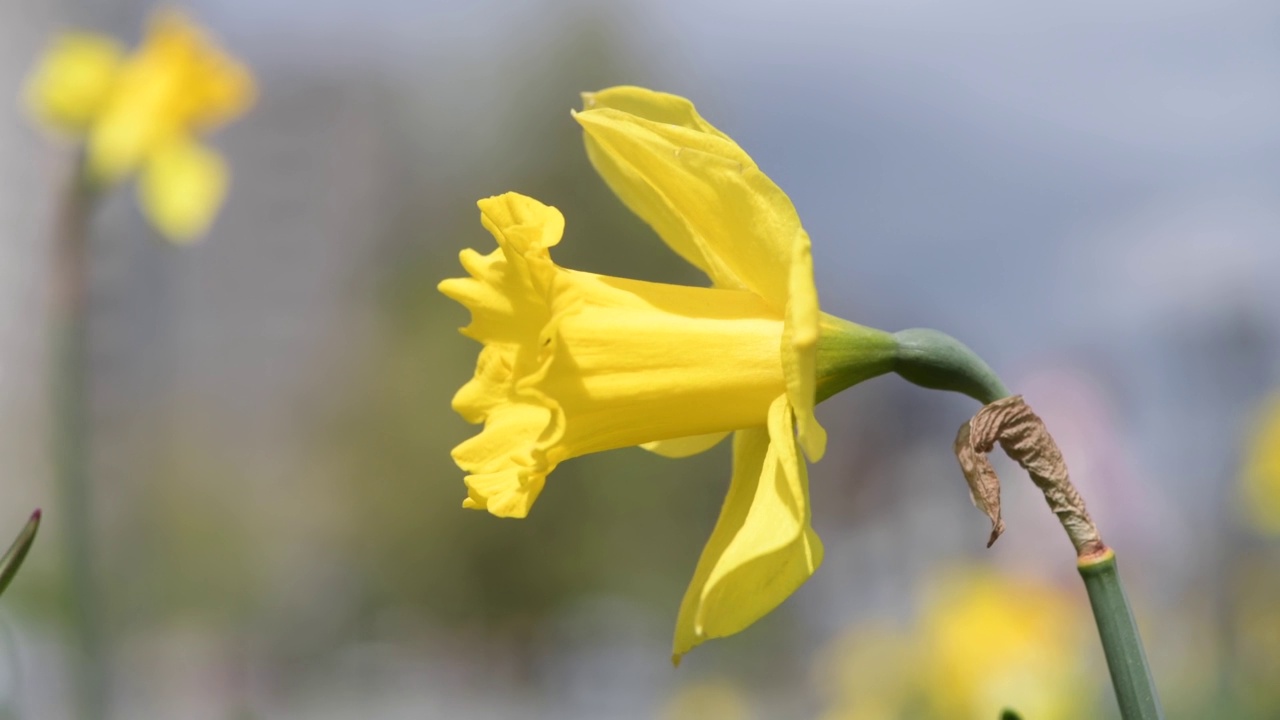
[25,10,254,242]
[441,87,894,661]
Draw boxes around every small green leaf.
[999,709,1024,720]
[0,510,42,598]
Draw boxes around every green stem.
[1079,550,1163,719]
[52,158,106,720]
[888,327,1163,720]
[891,328,1010,404]
[0,510,42,599]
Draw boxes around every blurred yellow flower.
[1240,393,1280,535]
[817,624,920,720]
[661,678,753,720]
[25,9,255,242]
[920,569,1091,720]
[441,87,881,661]
[817,569,1094,720]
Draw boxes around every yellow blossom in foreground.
[440,87,876,661]
[1240,393,1280,535]
[25,9,254,242]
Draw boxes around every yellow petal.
[641,432,730,459]
[143,9,256,130]
[138,138,227,242]
[89,112,169,181]
[575,89,802,308]
[784,239,826,460]
[673,395,823,662]
[86,9,254,181]
[582,86,733,140]
[576,89,825,458]
[23,33,124,133]
[578,86,733,278]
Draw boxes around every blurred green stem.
[52,157,105,720]
[889,327,1164,720]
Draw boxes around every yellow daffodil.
[1241,393,1280,535]
[919,569,1091,720]
[816,569,1093,720]
[25,9,254,242]
[661,679,752,720]
[816,623,919,720]
[440,87,896,661]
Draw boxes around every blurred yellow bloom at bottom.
[661,679,752,720]
[922,569,1090,720]
[818,568,1094,720]
[817,625,920,720]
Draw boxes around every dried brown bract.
[954,395,1105,557]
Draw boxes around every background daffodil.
[817,569,1094,720]
[917,569,1091,720]
[441,87,893,661]
[25,9,255,242]
[1240,393,1280,536]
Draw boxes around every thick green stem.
[886,326,1163,719]
[891,328,1010,405]
[1079,550,1163,719]
[52,160,106,720]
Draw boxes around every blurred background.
[2,0,1280,717]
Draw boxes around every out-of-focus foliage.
[1238,567,1280,713]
